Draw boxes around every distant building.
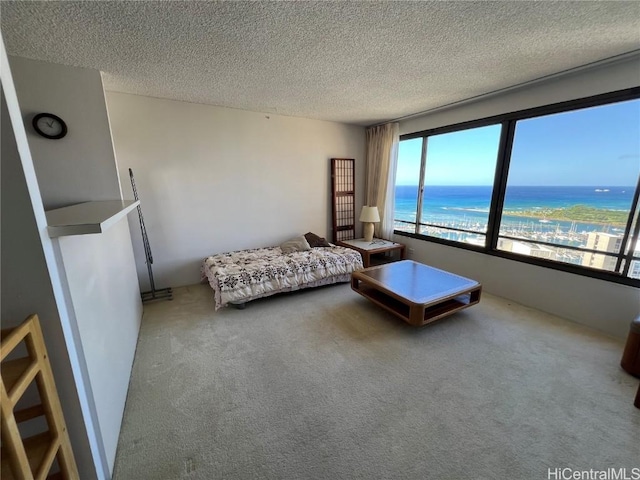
[498,239,557,260]
[630,238,640,280]
[581,232,622,271]
[630,260,640,280]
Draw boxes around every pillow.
[304,232,331,248]
[280,235,311,254]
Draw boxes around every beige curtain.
[365,122,399,240]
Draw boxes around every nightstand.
[337,238,406,268]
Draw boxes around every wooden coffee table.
[351,260,481,327]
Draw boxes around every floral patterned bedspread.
[201,246,363,309]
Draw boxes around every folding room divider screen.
[330,158,356,243]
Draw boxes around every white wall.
[6,54,143,478]
[1,45,108,478]
[396,56,640,339]
[1,87,101,479]
[57,220,142,472]
[401,55,640,134]
[8,56,122,209]
[106,92,366,290]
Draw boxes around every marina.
[394,215,629,270]
[393,185,639,276]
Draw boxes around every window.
[394,88,640,285]
[395,125,501,247]
[394,138,422,233]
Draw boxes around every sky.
[395,98,640,187]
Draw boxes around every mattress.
[201,245,363,309]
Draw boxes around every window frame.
[394,86,640,288]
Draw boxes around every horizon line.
[395,184,635,188]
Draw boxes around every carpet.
[112,283,639,480]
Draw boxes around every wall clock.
[32,112,68,139]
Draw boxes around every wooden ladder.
[1,314,79,480]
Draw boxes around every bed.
[201,241,363,310]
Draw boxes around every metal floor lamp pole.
[130,168,172,302]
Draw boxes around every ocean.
[394,185,635,235]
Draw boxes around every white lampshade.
[359,206,380,223]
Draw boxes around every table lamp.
[360,206,380,243]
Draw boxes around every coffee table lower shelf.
[351,279,481,327]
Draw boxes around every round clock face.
[32,113,67,139]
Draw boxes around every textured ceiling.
[2,1,639,126]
